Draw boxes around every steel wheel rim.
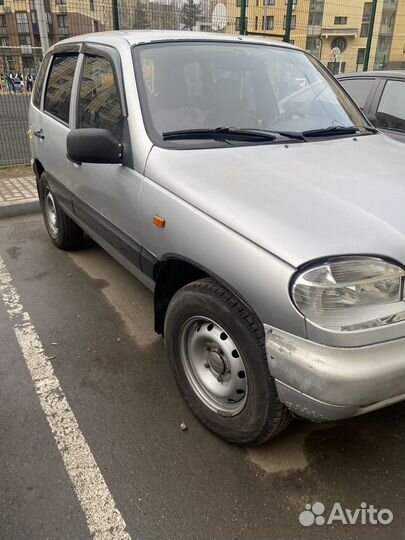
[45,190,58,236]
[179,316,248,416]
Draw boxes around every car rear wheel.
[39,172,83,250]
[164,278,292,445]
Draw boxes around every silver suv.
[29,31,405,445]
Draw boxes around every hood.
[145,134,405,268]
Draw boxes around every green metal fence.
[1,0,404,166]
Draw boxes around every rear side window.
[339,78,374,109]
[77,55,123,136]
[32,54,51,109]
[376,80,405,133]
[44,54,78,124]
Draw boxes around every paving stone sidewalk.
[0,175,39,218]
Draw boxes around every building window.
[264,0,275,4]
[306,36,321,55]
[331,36,347,52]
[55,0,67,4]
[0,14,7,27]
[357,48,365,64]
[310,0,324,10]
[283,15,296,29]
[262,15,274,30]
[57,14,69,28]
[308,12,322,25]
[20,34,31,45]
[285,0,297,4]
[20,34,32,54]
[92,19,99,32]
[16,12,30,33]
[360,2,372,37]
[327,61,346,74]
[90,0,95,10]
[22,56,35,69]
[236,0,248,6]
[234,15,247,31]
[255,16,258,30]
[334,16,347,24]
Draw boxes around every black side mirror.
[67,128,123,164]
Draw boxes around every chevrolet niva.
[29,31,405,445]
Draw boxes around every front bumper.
[264,325,405,422]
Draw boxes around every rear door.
[33,47,80,209]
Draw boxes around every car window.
[376,80,405,133]
[44,54,78,124]
[32,54,51,109]
[338,78,374,109]
[77,55,123,136]
[134,42,366,146]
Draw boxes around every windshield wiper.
[301,125,377,137]
[162,127,277,142]
[242,128,307,141]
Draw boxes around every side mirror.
[67,128,123,164]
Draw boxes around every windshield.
[133,41,368,147]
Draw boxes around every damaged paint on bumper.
[264,325,405,422]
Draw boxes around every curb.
[0,199,40,219]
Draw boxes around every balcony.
[21,44,33,55]
[379,23,394,35]
[307,24,322,36]
[382,1,398,12]
[321,27,358,38]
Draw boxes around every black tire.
[38,172,83,250]
[164,278,292,446]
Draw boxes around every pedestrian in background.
[26,73,33,92]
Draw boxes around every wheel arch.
[32,159,45,187]
[153,255,258,335]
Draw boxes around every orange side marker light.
[152,215,166,229]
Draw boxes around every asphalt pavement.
[0,214,404,540]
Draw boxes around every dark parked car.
[337,71,405,142]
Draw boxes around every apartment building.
[309,0,405,72]
[0,0,111,74]
[230,0,405,72]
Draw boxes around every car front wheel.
[164,278,291,445]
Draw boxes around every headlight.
[291,257,405,331]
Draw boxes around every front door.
[69,48,144,264]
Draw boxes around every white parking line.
[0,255,132,540]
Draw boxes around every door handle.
[34,129,45,140]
